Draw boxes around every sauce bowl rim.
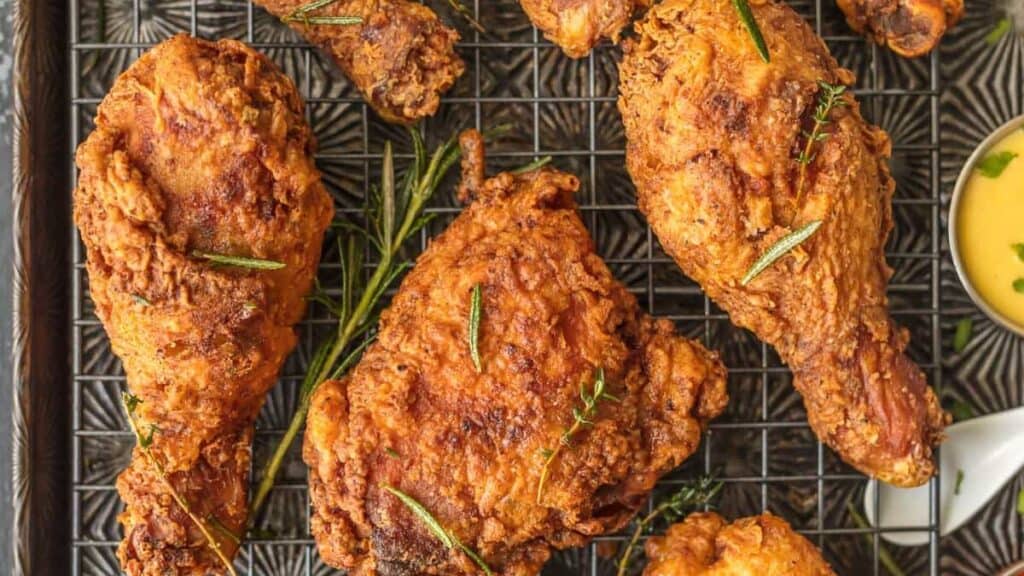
[948,113,1024,338]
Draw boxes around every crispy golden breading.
[304,133,727,575]
[255,0,465,124]
[643,513,835,576]
[618,0,947,487]
[74,35,333,575]
[837,0,963,58]
[518,0,648,58]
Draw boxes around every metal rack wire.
[69,1,944,574]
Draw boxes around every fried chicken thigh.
[618,0,947,486]
[255,0,464,124]
[643,513,835,576]
[837,0,963,58]
[518,0,648,57]
[74,35,333,574]
[304,133,727,575]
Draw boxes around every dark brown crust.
[836,0,963,57]
[304,137,727,575]
[619,0,948,487]
[73,35,333,575]
[255,0,465,124]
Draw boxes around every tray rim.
[12,0,72,574]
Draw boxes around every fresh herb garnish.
[616,477,723,576]
[131,294,151,306]
[985,18,1011,45]
[976,151,1018,178]
[381,484,493,575]
[446,0,486,33]
[385,447,400,459]
[1012,243,1024,262]
[468,284,483,372]
[948,400,974,422]
[795,81,848,208]
[1014,278,1024,293]
[122,393,238,575]
[248,129,473,522]
[193,251,285,270]
[510,156,553,175]
[846,501,907,576]
[954,469,965,495]
[742,220,823,286]
[281,0,362,25]
[537,368,620,504]
[731,0,770,63]
[953,317,973,353]
[1017,488,1024,516]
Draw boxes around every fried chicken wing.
[643,513,835,576]
[74,35,333,574]
[837,0,963,58]
[618,0,947,486]
[255,0,465,124]
[304,132,727,575]
[518,0,648,57]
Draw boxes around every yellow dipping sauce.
[957,128,1024,328]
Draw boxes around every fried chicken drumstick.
[837,0,963,58]
[304,132,727,575]
[618,0,947,486]
[255,0,465,124]
[518,0,648,58]
[643,513,835,576]
[74,35,333,574]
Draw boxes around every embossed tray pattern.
[11,0,1024,574]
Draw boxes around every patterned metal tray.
[11,0,1024,574]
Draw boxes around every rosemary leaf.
[731,0,770,63]
[193,251,285,270]
[131,294,151,306]
[468,284,483,372]
[985,18,1011,45]
[510,156,553,175]
[381,484,493,575]
[741,220,823,286]
[954,469,965,495]
[846,501,907,576]
[385,447,400,459]
[1017,488,1024,516]
[446,0,486,33]
[616,477,723,576]
[952,317,973,353]
[288,15,362,24]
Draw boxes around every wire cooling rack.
[69,1,947,574]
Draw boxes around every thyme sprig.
[616,477,723,576]
[536,368,619,504]
[281,0,362,26]
[794,81,848,208]
[248,129,467,522]
[122,393,239,576]
[468,284,483,372]
[381,484,493,575]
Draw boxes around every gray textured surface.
[1,0,14,571]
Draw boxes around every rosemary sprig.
[193,251,285,270]
[281,0,362,26]
[121,393,238,576]
[381,484,493,575]
[741,220,822,286]
[536,368,619,504]
[731,0,770,63]
[846,501,906,576]
[248,129,465,522]
[468,284,483,372]
[446,0,486,33]
[509,155,553,175]
[616,477,723,576]
[794,81,848,208]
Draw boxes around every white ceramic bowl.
[948,114,1024,337]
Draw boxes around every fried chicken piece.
[74,35,333,574]
[518,0,649,58]
[837,0,963,58]
[304,132,728,575]
[643,513,835,576]
[255,0,465,124]
[618,0,947,486]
